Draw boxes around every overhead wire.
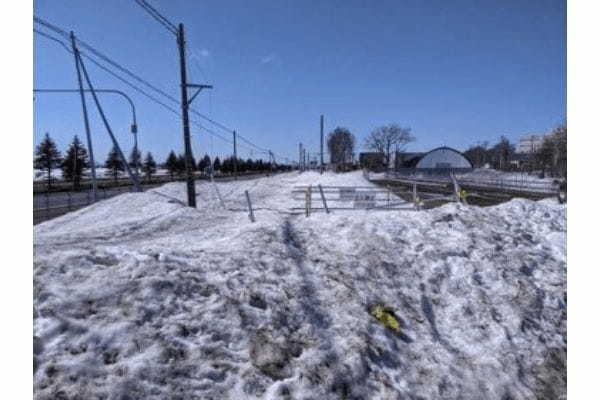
[34,16,291,163]
[133,0,178,35]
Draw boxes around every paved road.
[33,173,273,224]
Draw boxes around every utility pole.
[299,143,303,171]
[233,130,238,180]
[320,115,324,174]
[177,23,212,208]
[70,32,98,203]
[305,150,309,171]
[177,23,196,207]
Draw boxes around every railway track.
[372,177,559,208]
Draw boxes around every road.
[33,173,273,224]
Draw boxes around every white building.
[415,147,473,169]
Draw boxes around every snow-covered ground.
[33,171,566,399]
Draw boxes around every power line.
[34,28,227,145]
[33,16,70,39]
[34,18,286,160]
[133,0,178,35]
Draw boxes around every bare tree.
[463,141,489,168]
[535,123,566,177]
[327,127,355,171]
[364,124,415,168]
[491,136,515,171]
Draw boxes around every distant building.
[395,147,472,169]
[395,152,425,169]
[517,134,546,154]
[509,152,530,168]
[359,152,386,169]
[415,147,473,168]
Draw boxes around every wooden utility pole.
[320,115,324,174]
[299,143,303,171]
[177,23,212,207]
[177,23,196,207]
[233,130,238,180]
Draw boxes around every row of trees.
[326,123,415,171]
[463,124,567,177]
[463,136,516,170]
[34,133,286,189]
[34,133,158,188]
[162,151,282,179]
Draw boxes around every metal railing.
[291,185,415,213]
[381,170,559,194]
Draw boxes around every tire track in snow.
[281,217,337,352]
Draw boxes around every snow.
[33,171,566,399]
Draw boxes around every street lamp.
[33,88,140,177]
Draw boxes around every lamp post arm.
[33,88,137,131]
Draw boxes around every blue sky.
[33,0,566,164]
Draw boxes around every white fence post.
[305,185,312,217]
[413,183,421,210]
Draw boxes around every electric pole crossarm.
[187,84,213,105]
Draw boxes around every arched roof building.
[415,147,473,169]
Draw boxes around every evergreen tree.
[141,152,157,182]
[237,158,246,173]
[246,158,255,172]
[197,154,211,173]
[213,156,221,172]
[105,145,124,184]
[176,154,187,176]
[221,156,233,174]
[61,135,88,189]
[129,147,142,172]
[34,132,62,190]
[165,151,178,179]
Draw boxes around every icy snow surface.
[33,171,566,399]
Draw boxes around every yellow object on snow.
[370,305,401,332]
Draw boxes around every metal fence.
[291,185,417,214]
[33,185,140,225]
[382,170,560,194]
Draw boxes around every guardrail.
[33,172,281,225]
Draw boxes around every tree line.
[326,123,415,171]
[34,133,290,190]
[463,123,567,177]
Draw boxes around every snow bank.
[33,171,566,399]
